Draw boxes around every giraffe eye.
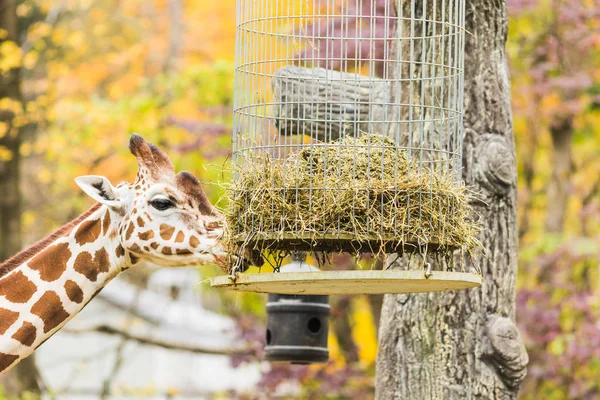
[150,198,175,211]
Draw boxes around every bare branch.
[63,325,255,357]
[100,289,141,399]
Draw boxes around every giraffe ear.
[75,175,123,212]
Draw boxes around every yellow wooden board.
[210,270,483,295]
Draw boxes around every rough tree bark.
[272,66,389,141]
[375,1,528,399]
[0,1,41,397]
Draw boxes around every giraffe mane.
[0,204,102,278]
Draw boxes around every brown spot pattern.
[139,230,154,240]
[115,244,125,258]
[31,291,70,333]
[125,222,135,240]
[150,243,159,250]
[102,210,111,235]
[0,270,37,303]
[129,243,141,253]
[11,322,36,346]
[74,219,101,245]
[130,254,140,264]
[0,353,19,373]
[176,249,192,255]
[189,236,200,248]
[161,247,172,255]
[0,204,102,280]
[73,248,110,282]
[64,280,84,304]
[175,231,185,243]
[160,224,175,240]
[27,242,71,282]
[136,216,145,227]
[0,308,19,335]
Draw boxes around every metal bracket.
[424,262,432,279]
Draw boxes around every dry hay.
[224,134,480,262]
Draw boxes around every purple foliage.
[230,314,267,368]
[164,109,232,159]
[510,0,599,121]
[297,0,395,77]
[259,361,374,398]
[518,238,600,398]
[507,0,541,15]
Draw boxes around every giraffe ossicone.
[0,134,253,375]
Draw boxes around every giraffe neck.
[0,204,128,374]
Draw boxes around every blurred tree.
[509,0,600,398]
[0,0,23,262]
[511,0,598,234]
[0,1,41,398]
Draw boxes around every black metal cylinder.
[265,293,330,364]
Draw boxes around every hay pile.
[224,134,480,256]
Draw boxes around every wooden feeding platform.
[210,270,483,295]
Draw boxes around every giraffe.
[0,134,252,375]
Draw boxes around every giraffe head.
[74,134,244,270]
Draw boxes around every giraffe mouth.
[229,249,263,273]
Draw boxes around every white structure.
[37,268,262,399]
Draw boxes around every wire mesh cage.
[223,0,480,279]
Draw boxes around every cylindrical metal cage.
[228,0,469,256]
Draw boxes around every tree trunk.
[331,295,360,363]
[0,0,22,262]
[545,116,573,234]
[375,1,528,399]
[0,1,41,397]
